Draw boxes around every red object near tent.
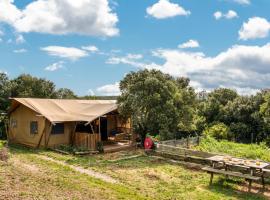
[144,137,154,149]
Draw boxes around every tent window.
[30,121,38,134]
[51,123,64,135]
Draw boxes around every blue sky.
[0,0,270,96]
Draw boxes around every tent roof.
[10,98,118,123]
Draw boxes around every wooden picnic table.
[204,155,270,191]
[207,155,269,175]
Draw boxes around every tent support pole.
[71,122,77,146]
[99,117,101,140]
[37,119,47,149]
[45,123,53,148]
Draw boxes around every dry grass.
[0,143,268,200]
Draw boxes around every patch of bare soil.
[37,155,118,184]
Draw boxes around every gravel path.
[37,155,118,184]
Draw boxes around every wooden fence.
[155,137,216,160]
[159,136,201,148]
[74,133,100,150]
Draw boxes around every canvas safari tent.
[8,98,134,151]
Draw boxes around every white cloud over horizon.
[146,0,190,19]
[239,17,270,40]
[0,0,119,37]
[41,46,88,61]
[96,82,120,96]
[107,43,270,95]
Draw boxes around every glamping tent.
[8,98,134,151]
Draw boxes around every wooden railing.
[74,132,100,150]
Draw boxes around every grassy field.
[0,140,5,150]
[196,137,270,162]
[0,141,269,200]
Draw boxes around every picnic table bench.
[202,167,261,192]
[203,155,270,192]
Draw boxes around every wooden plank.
[202,167,261,180]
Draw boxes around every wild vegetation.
[197,137,270,162]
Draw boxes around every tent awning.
[9,98,118,123]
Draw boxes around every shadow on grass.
[207,177,267,200]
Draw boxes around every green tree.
[0,73,12,139]
[117,69,196,141]
[260,91,270,123]
[223,94,265,143]
[55,88,77,99]
[200,88,238,123]
[11,74,57,98]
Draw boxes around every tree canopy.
[117,69,196,140]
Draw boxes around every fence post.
[186,137,189,148]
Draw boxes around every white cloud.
[0,0,22,24]
[239,17,270,40]
[146,0,190,19]
[178,39,199,49]
[214,11,222,20]
[109,44,270,95]
[96,82,120,96]
[106,53,159,69]
[0,0,119,37]
[231,0,250,5]
[126,54,143,60]
[225,10,238,19]
[44,61,64,71]
[41,46,88,61]
[13,48,27,53]
[81,45,99,53]
[214,10,238,20]
[15,34,25,44]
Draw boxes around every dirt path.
[37,155,118,184]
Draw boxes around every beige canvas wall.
[9,105,46,147]
[9,105,73,148]
[45,122,74,148]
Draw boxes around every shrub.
[203,123,230,140]
[196,136,270,162]
[97,141,104,153]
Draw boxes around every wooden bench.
[202,167,261,192]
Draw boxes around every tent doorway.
[100,117,108,141]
